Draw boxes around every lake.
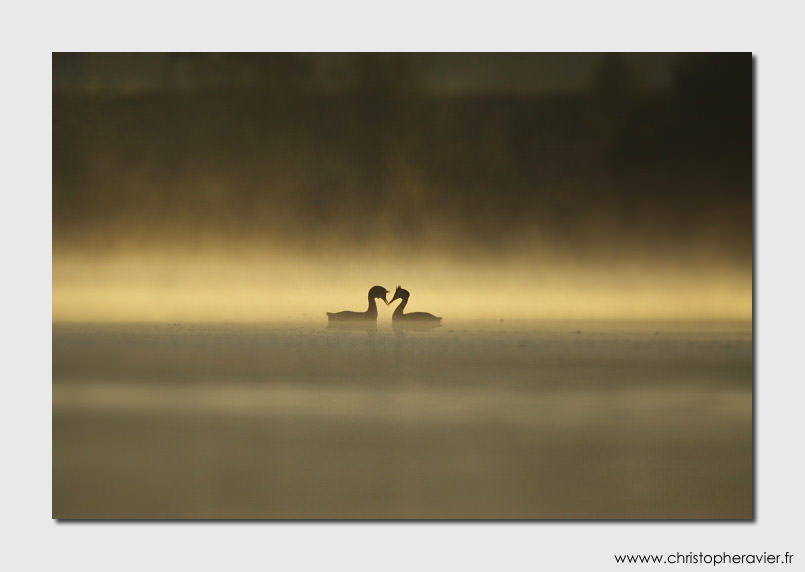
[52,320,752,519]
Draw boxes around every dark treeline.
[53,53,752,262]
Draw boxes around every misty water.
[52,320,752,519]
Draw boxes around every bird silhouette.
[327,285,389,323]
[389,285,442,328]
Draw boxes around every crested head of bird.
[390,285,410,303]
[369,285,390,305]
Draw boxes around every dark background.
[53,53,752,265]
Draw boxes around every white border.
[3,1,803,571]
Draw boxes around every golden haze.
[53,247,751,322]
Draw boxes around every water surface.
[53,320,752,519]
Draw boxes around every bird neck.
[393,297,408,317]
[366,296,379,316]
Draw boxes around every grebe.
[327,285,389,322]
[389,285,442,325]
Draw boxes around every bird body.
[327,285,389,322]
[390,286,442,325]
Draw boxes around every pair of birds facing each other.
[326,285,442,324]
